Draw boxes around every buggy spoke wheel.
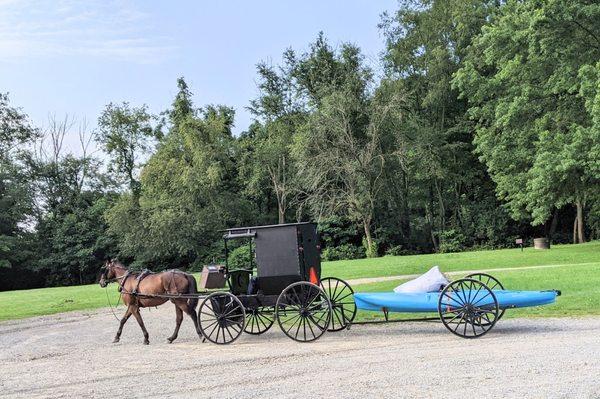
[464,273,506,323]
[320,277,356,331]
[438,278,499,339]
[244,306,275,335]
[198,292,245,345]
[276,282,331,342]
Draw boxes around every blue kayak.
[354,290,559,313]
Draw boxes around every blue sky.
[0,0,397,152]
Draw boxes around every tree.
[292,39,405,256]
[97,102,155,197]
[27,116,118,285]
[0,92,39,160]
[246,56,307,223]
[379,0,503,250]
[453,0,600,243]
[0,94,38,271]
[106,79,253,268]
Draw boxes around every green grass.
[322,241,600,280]
[0,283,122,321]
[0,241,598,322]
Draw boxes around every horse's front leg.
[113,306,132,343]
[167,305,183,343]
[131,307,150,345]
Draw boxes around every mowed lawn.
[321,241,600,279]
[0,241,599,322]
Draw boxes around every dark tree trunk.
[576,201,585,243]
[401,171,410,238]
[548,209,559,241]
[430,230,439,252]
[573,214,578,244]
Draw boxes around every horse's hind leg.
[167,305,183,343]
[179,301,202,339]
[113,306,132,343]
[131,307,150,345]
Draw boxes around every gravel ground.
[1,306,599,399]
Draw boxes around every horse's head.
[99,259,118,288]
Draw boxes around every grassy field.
[322,241,600,279]
[0,241,598,322]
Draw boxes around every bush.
[321,244,366,261]
[384,245,420,256]
[318,216,362,248]
[438,229,467,253]
[362,237,379,258]
[227,245,253,270]
[385,245,404,256]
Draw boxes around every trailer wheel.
[198,292,245,345]
[320,277,356,331]
[276,282,331,342]
[244,306,275,335]
[438,278,499,338]
[464,272,506,323]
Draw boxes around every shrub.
[438,229,467,253]
[227,245,253,270]
[384,245,420,256]
[385,245,404,256]
[321,244,366,261]
[362,237,379,258]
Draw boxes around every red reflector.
[309,267,319,284]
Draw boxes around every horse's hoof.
[167,338,174,344]
[143,340,149,345]
[112,338,120,343]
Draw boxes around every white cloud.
[0,0,176,63]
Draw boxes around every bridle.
[100,263,131,290]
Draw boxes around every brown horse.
[99,259,202,345]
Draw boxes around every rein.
[105,286,122,322]
[103,269,131,322]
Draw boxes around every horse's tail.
[186,273,199,310]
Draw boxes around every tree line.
[1,0,599,290]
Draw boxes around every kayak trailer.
[332,273,561,339]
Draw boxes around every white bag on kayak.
[393,266,449,293]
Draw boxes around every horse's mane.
[111,259,128,270]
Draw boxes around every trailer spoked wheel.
[464,272,506,323]
[276,282,332,342]
[198,292,246,345]
[438,278,499,338]
[320,277,356,331]
[244,306,275,335]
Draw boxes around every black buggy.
[197,222,356,344]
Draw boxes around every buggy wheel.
[244,306,275,335]
[438,278,499,339]
[198,292,245,345]
[464,272,506,323]
[320,277,356,331]
[276,282,331,342]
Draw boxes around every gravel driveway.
[1,306,599,398]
